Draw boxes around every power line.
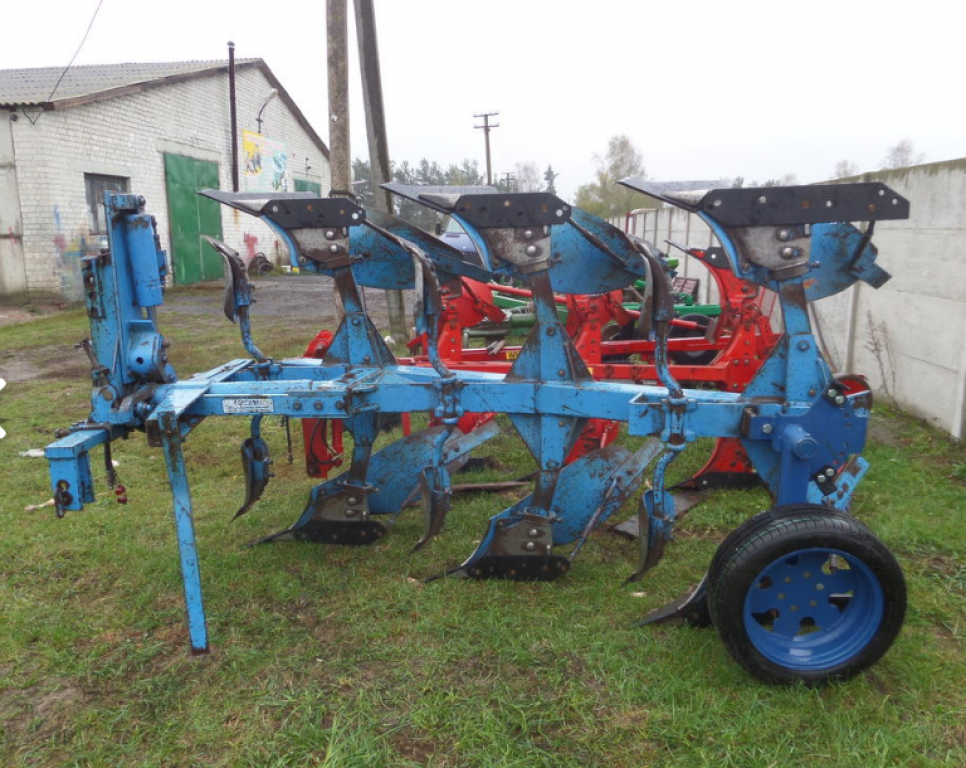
[473,111,499,185]
[27,0,107,125]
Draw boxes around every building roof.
[0,59,328,157]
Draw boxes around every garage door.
[163,154,223,285]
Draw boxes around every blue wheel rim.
[742,547,884,671]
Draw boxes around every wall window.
[85,174,129,234]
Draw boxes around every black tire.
[706,506,816,590]
[708,505,905,685]
[251,254,274,275]
[668,313,716,365]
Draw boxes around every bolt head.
[325,230,336,240]
[525,245,538,256]
[329,244,339,254]
[346,497,358,505]
[524,230,533,240]
[527,528,540,538]
[525,541,537,551]
[834,395,846,405]
[779,246,798,259]
[825,468,836,478]
[777,229,792,242]
[762,423,773,434]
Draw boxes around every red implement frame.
[303,248,780,485]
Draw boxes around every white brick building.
[0,59,331,301]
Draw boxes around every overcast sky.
[2,0,964,200]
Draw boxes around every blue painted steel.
[45,429,106,513]
[44,183,905,660]
[349,210,494,289]
[205,236,267,362]
[366,421,499,513]
[159,416,210,654]
[804,223,891,301]
[465,442,658,552]
[546,209,647,294]
[233,415,272,520]
[743,547,884,671]
[81,195,175,426]
[807,456,869,510]
[641,488,676,546]
[127,214,166,308]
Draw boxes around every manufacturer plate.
[223,397,274,414]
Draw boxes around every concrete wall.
[6,65,331,301]
[812,160,966,439]
[613,160,966,439]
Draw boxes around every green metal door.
[164,154,223,285]
[294,178,322,195]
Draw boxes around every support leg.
[160,416,210,655]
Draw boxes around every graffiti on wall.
[243,130,288,192]
[52,203,99,301]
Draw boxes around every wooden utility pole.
[327,0,351,196]
[474,111,499,185]
[355,0,407,342]
[326,0,350,322]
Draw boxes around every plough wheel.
[707,506,905,685]
[668,313,716,366]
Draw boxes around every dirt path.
[0,274,409,383]
[163,273,398,328]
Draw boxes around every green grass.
[1,311,965,767]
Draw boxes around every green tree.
[544,165,559,194]
[351,157,376,207]
[444,159,485,186]
[392,160,436,231]
[387,157,484,231]
[574,134,652,217]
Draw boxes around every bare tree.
[514,161,543,192]
[833,159,858,179]
[881,139,925,170]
